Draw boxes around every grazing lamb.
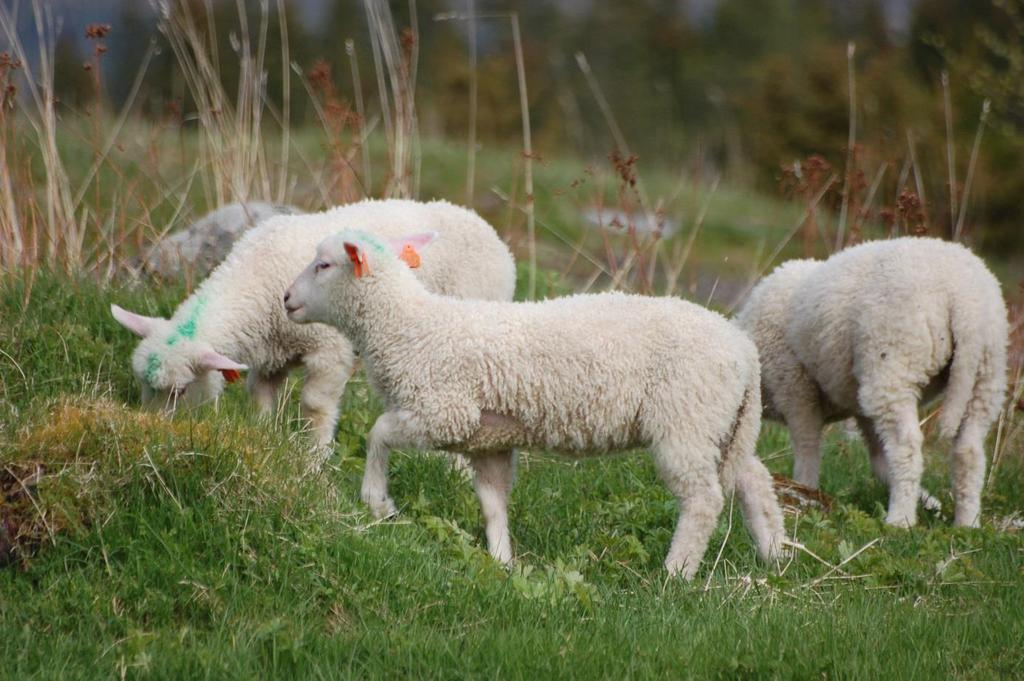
[735,237,1008,527]
[112,200,516,466]
[283,229,787,579]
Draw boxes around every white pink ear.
[111,304,162,338]
[197,350,248,372]
[388,231,439,257]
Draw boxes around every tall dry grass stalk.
[942,71,958,236]
[346,39,373,192]
[835,42,856,251]
[155,0,287,206]
[954,99,990,242]
[0,1,78,269]
[465,0,478,205]
[363,0,418,198]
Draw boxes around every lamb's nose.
[283,291,291,304]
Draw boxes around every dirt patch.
[0,462,46,567]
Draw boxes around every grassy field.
[1,266,1023,679]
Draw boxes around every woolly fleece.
[735,237,1008,527]
[113,199,516,463]
[284,230,787,579]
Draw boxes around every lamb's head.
[110,304,247,411]
[284,230,437,332]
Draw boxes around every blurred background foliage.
[11,0,1024,252]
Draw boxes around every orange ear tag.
[344,243,369,278]
[399,244,422,269]
[221,368,242,383]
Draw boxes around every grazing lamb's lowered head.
[111,303,247,411]
[284,230,438,333]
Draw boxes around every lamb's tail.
[721,366,787,563]
[938,292,1008,441]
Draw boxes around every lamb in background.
[112,200,516,468]
[735,237,1008,527]
[283,229,787,579]
[141,201,302,279]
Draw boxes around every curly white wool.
[112,199,516,466]
[735,237,1008,527]
[284,230,787,579]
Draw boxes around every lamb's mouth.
[285,304,305,320]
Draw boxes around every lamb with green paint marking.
[112,199,516,467]
[283,229,787,579]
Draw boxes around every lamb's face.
[284,230,437,331]
[129,335,223,411]
[111,304,247,412]
[284,236,352,326]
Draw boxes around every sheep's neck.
[350,285,433,385]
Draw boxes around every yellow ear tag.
[399,244,422,268]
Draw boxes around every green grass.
[1,271,1022,679]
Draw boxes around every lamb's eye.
[315,261,331,273]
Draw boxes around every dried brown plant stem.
[905,129,928,232]
[363,0,417,198]
[942,71,958,236]
[835,42,856,251]
[954,100,990,242]
[346,39,373,193]
[510,14,536,299]
[276,0,291,205]
[465,0,478,205]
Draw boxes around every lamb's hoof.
[664,556,699,580]
[765,537,793,562]
[885,511,917,528]
[490,545,513,565]
[952,514,981,529]
[920,491,943,513]
[364,496,398,520]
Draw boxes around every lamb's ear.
[389,231,438,269]
[198,350,248,385]
[343,241,370,278]
[110,304,161,338]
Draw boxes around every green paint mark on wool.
[345,230,389,256]
[145,352,162,386]
[166,295,207,346]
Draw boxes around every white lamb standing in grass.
[111,199,516,467]
[283,229,787,579]
[735,237,1008,528]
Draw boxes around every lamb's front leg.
[361,410,430,519]
[300,343,355,469]
[469,449,517,564]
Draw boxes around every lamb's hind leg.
[469,449,517,564]
[787,406,825,489]
[730,454,787,563]
[950,418,987,527]
[857,415,941,513]
[865,398,925,527]
[654,441,724,580]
